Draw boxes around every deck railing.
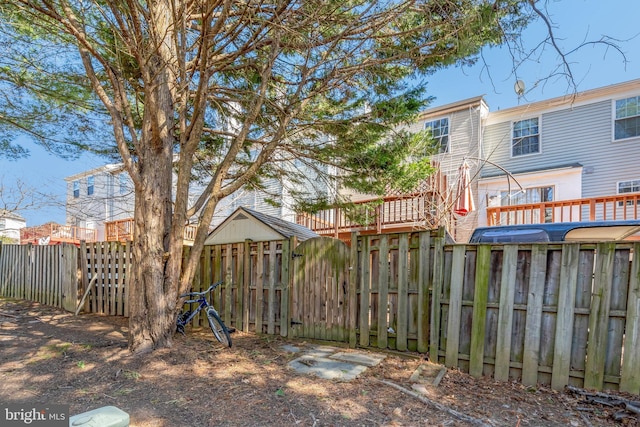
[105,218,197,242]
[20,223,97,245]
[487,192,640,225]
[297,191,451,238]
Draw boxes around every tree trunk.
[126,0,182,353]
[127,157,177,353]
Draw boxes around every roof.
[205,207,319,245]
[0,209,26,222]
[418,95,487,119]
[485,78,640,124]
[479,162,583,180]
[241,207,319,241]
[64,162,124,181]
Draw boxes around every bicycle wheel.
[207,308,231,347]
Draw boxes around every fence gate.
[290,237,351,342]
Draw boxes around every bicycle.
[176,280,232,347]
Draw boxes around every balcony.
[296,165,451,242]
[20,223,98,245]
[486,193,640,226]
[297,193,451,242]
[105,218,197,244]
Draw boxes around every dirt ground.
[0,298,638,427]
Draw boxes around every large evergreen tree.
[1,0,533,352]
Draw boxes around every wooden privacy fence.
[78,241,132,317]
[435,241,640,395]
[1,233,640,395]
[0,242,78,311]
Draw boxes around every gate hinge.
[290,319,303,326]
[291,252,303,259]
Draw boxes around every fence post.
[551,243,580,390]
[417,231,431,354]
[620,242,640,394]
[359,235,371,347]
[242,239,251,332]
[584,242,615,390]
[469,244,491,378]
[280,237,293,337]
[348,232,358,348]
[429,227,446,363]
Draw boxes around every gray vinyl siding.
[413,103,483,242]
[483,99,640,199]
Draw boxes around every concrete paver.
[330,351,386,367]
[286,344,387,381]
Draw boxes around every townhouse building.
[0,210,26,243]
[477,79,640,228]
[57,78,640,243]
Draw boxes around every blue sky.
[2,0,639,226]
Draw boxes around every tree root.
[373,378,490,427]
[567,385,640,423]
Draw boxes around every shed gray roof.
[239,207,319,241]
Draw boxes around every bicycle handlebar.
[180,280,224,298]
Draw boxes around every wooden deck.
[297,192,451,241]
[105,218,197,243]
[20,223,97,245]
[487,193,640,225]
[295,165,451,242]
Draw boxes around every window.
[615,96,640,140]
[499,185,554,222]
[73,180,80,198]
[424,118,449,154]
[618,179,640,206]
[501,186,554,205]
[87,176,94,196]
[512,118,539,156]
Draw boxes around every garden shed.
[204,207,319,245]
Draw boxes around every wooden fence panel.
[584,242,615,389]
[445,245,466,368]
[510,249,530,381]
[494,245,517,382]
[399,234,411,350]
[620,242,640,394]
[429,230,446,363]
[377,235,389,349]
[469,244,491,377]
[4,232,640,396]
[0,244,76,310]
[537,248,561,385]
[2,245,21,300]
[348,233,358,348]
[551,244,579,390]
[570,248,595,387]
[417,232,431,353]
[522,245,547,386]
[359,236,371,347]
